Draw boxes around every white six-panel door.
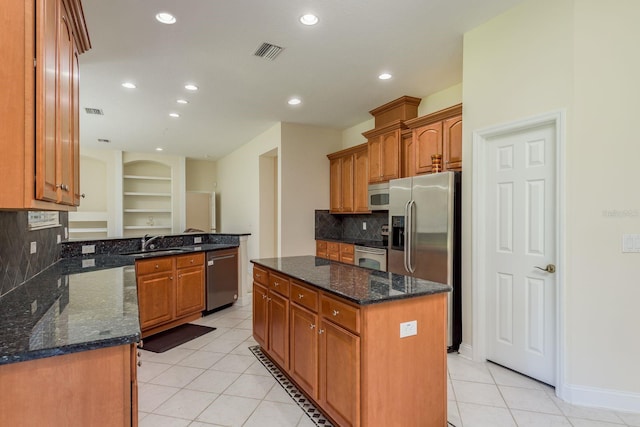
[485,123,557,385]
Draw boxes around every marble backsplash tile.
[0,211,68,297]
[315,210,388,242]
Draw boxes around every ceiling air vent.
[84,107,104,115]
[254,42,284,61]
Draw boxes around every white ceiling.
[79,0,523,160]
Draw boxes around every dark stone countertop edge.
[250,257,451,306]
[0,333,141,366]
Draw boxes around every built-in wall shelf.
[122,161,173,237]
[68,211,109,240]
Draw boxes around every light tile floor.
[138,302,640,427]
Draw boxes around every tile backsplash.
[0,211,68,297]
[315,210,388,241]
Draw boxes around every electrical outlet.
[362,222,367,231]
[30,241,37,254]
[194,236,202,244]
[82,259,95,268]
[622,234,640,253]
[57,234,61,244]
[81,244,96,254]
[400,320,418,338]
[31,300,38,314]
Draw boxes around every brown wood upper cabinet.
[327,144,369,214]
[1,0,90,210]
[403,104,463,176]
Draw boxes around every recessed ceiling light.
[288,97,302,106]
[156,147,164,151]
[169,113,180,118]
[121,82,136,89]
[176,99,188,104]
[300,14,319,26]
[155,12,176,24]
[184,84,198,91]
[378,73,392,80]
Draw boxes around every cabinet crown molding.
[361,119,407,139]
[326,143,367,160]
[404,103,462,129]
[369,96,422,128]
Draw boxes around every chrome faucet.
[141,234,164,251]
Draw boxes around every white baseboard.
[457,343,473,360]
[559,383,640,414]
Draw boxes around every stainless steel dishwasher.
[206,248,238,312]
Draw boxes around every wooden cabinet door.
[341,154,354,213]
[268,291,289,369]
[316,240,328,259]
[253,282,269,348]
[319,319,360,427]
[329,157,342,212]
[290,304,319,399]
[414,122,443,175]
[380,130,400,181]
[72,45,81,205]
[36,0,59,203]
[367,137,383,183]
[353,147,369,212]
[137,272,174,330]
[175,265,205,317]
[443,115,462,171]
[402,130,415,178]
[57,1,74,205]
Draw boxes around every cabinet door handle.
[310,324,316,330]
[137,360,142,367]
[137,351,141,357]
[190,259,194,263]
[273,282,279,287]
[318,329,325,335]
[262,294,267,299]
[267,297,272,302]
[256,273,261,278]
[332,310,339,316]
[170,276,173,280]
[298,294,304,299]
[155,264,159,269]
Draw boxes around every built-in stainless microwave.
[368,183,390,211]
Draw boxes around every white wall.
[216,123,281,267]
[216,122,342,262]
[463,0,640,408]
[186,158,217,191]
[280,123,342,256]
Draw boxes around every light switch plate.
[400,320,417,338]
[30,241,37,254]
[622,234,640,253]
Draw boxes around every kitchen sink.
[123,248,190,258]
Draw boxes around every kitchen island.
[251,256,451,427]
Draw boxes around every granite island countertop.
[0,242,241,366]
[251,255,451,305]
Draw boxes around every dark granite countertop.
[317,238,387,250]
[0,243,239,366]
[251,256,451,305]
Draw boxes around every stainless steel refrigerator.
[388,171,461,351]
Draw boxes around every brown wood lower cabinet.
[136,253,205,338]
[253,265,447,427]
[0,344,138,426]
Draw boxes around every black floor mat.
[142,324,215,353]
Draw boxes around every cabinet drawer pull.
[170,276,173,280]
[310,324,316,330]
[137,360,142,367]
[190,259,194,263]
[256,273,261,278]
[137,351,141,357]
[332,310,340,316]
[155,264,159,269]
[274,282,279,287]
[298,294,304,299]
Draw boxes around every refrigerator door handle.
[403,200,411,273]
[408,200,416,273]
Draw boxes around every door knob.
[535,264,556,273]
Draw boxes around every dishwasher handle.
[208,254,236,266]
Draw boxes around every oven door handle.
[354,246,386,255]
